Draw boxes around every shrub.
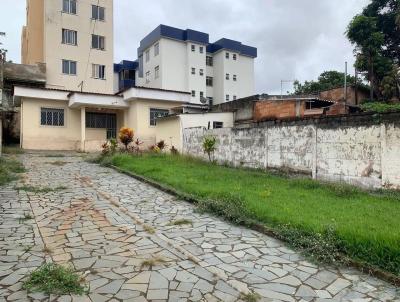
[202,136,217,162]
[149,145,161,153]
[133,138,144,155]
[156,140,167,151]
[119,127,134,150]
[170,146,179,155]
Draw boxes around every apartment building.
[21,0,114,94]
[135,25,257,105]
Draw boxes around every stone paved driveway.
[0,152,399,301]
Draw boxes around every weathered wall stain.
[183,113,400,189]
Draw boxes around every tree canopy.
[293,71,357,95]
[347,0,400,101]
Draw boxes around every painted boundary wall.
[182,112,400,189]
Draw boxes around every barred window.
[62,29,77,45]
[41,108,65,126]
[62,0,76,14]
[92,5,105,21]
[150,108,169,126]
[86,112,116,139]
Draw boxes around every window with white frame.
[41,108,65,126]
[92,64,105,79]
[191,45,195,52]
[191,67,196,75]
[62,29,77,45]
[226,73,230,80]
[145,50,150,62]
[199,69,204,76]
[155,66,159,79]
[62,59,77,75]
[226,94,230,101]
[91,34,105,50]
[191,90,196,97]
[92,5,105,21]
[199,46,204,54]
[145,71,150,83]
[154,42,159,56]
[150,108,169,126]
[200,91,204,99]
[233,95,237,100]
[233,74,237,81]
[62,0,76,14]
[225,52,229,59]
[206,76,213,87]
[206,56,213,66]
[233,54,237,60]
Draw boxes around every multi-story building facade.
[21,0,114,94]
[135,25,257,105]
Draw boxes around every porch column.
[81,107,86,151]
[123,109,129,127]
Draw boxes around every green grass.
[0,156,25,186]
[107,153,400,276]
[2,145,25,155]
[23,263,87,295]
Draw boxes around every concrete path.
[0,153,399,301]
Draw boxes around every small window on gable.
[233,74,237,81]
[233,95,237,100]
[233,54,237,60]
[199,69,204,76]
[226,73,230,80]
[191,67,196,75]
[226,94,230,101]
[225,52,229,59]
[191,90,196,97]
[199,46,204,54]
[191,45,195,52]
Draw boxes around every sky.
[0,0,370,94]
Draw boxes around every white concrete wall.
[183,117,400,190]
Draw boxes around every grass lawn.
[0,155,25,186]
[107,153,400,277]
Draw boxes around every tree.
[293,71,357,95]
[347,0,400,101]
[202,136,217,162]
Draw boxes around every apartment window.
[225,52,229,59]
[199,46,204,54]
[206,76,213,87]
[62,29,77,45]
[200,91,204,99]
[233,54,237,60]
[41,108,65,126]
[213,121,223,129]
[145,50,150,62]
[226,94,230,101]
[199,69,204,76]
[207,97,213,106]
[155,66,159,79]
[191,90,196,97]
[206,56,213,66]
[145,71,150,83]
[191,67,196,75]
[154,42,159,56]
[233,95,237,100]
[191,45,195,52]
[92,64,106,79]
[92,34,105,50]
[150,108,169,126]
[62,59,77,75]
[62,0,76,14]
[226,73,230,80]
[92,5,105,21]
[233,75,237,81]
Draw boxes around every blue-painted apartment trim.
[138,24,257,58]
[114,60,139,91]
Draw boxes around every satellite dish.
[200,96,208,104]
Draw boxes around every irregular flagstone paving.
[0,153,399,301]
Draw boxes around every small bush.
[202,136,217,162]
[170,146,179,155]
[119,127,134,150]
[156,140,167,151]
[361,101,400,113]
[23,263,87,295]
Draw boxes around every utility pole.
[344,61,348,104]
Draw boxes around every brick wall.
[254,100,304,121]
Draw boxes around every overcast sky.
[0,0,370,94]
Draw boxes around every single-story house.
[156,112,234,152]
[14,85,191,151]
